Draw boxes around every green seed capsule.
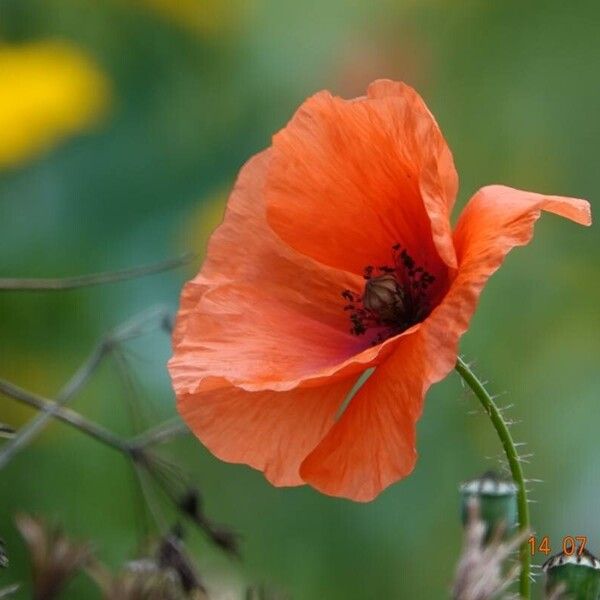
[459,471,518,541]
[543,549,600,599]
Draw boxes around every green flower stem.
[455,356,531,599]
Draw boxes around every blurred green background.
[0,0,598,598]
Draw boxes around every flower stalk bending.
[455,356,531,599]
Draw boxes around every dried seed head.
[88,557,195,600]
[157,527,206,595]
[137,451,240,558]
[176,488,241,557]
[178,489,203,524]
[452,498,528,600]
[15,513,92,600]
[87,527,208,600]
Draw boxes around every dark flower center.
[342,244,436,345]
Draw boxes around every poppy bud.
[543,548,600,599]
[459,471,518,542]
[362,274,404,320]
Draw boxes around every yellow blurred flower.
[0,40,111,169]
[130,0,255,36]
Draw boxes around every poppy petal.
[178,375,357,486]
[265,81,458,277]
[429,184,591,346]
[170,281,362,393]
[299,331,432,502]
[299,185,590,502]
[170,151,364,388]
[173,150,360,347]
[170,149,423,394]
[367,80,459,269]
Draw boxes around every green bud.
[459,471,518,541]
[543,549,600,599]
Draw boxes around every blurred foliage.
[124,0,256,37]
[0,0,598,598]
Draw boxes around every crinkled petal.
[367,80,458,268]
[170,281,372,393]
[299,185,590,501]
[265,80,458,277]
[170,150,412,393]
[428,185,591,349]
[173,151,357,347]
[178,375,357,486]
[299,330,433,502]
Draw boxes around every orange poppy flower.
[169,80,590,502]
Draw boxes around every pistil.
[342,244,436,344]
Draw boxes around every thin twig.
[0,584,20,599]
[130,417,190,450]
[453,498,530,600]
[0,375,188,464]
[0,253,195,292]
[0,378,130,455]
[0,344,107,469]
[0,306,172,468]
[0,423,16,439]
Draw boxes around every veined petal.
[367,80,458,269]
[299,330,434,502]
[265,80,458,278]
[170,149,406,393]
[427,184,591,345]
[178,375,358,487]
[171,282,358,392]
[170,272,422,393]
[299,185,590,502]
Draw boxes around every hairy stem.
[455,356,531,599]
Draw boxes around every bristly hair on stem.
[455,356,532,600]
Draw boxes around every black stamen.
[342,243,436,345]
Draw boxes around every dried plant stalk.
[453,498,530,600]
